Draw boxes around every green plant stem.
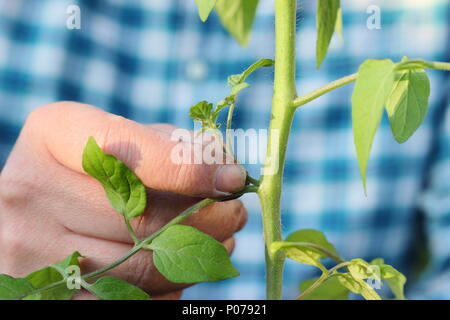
[226,102,236,155]
[288,242,344,263]
[258,0,297,300]
[396,59,450,71]
[426,61,450,70]
[246,173,260,186]
[296,261,351,300]
[124,218,139,244]
[293,73,358,108]
[19,185,258,299]
[296,271,329,300]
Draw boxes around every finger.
[147,123,179,134]
[153,290,183,300]
[40,160,248,244]
[56,170,247,243]
[72,290,97,300]
[72,289,183,300]
[24,102,246,197]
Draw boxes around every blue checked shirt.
[1,0,450,299]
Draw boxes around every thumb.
[24,102,246,197]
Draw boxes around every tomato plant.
[2,0,450,300]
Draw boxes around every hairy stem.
[258,0,297,300]
[293,73,357,108]
[226,102,236,155]
[124,218,139,244]
[296,271,329,300]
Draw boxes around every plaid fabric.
[0,0,450,299]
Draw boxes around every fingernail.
[215,164,247,194]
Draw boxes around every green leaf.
[227,58,275,86]
[230,82,250,96]
[25,251,83,300]
[86,276,150,300]
[370,258,406,300]
[82,137,147,219]
[382,266,407,300]
[270,241,326,271]
[189,100,214,122]
[300,276,349,300]
[316,0,341,68]
[147,225,239,283]
[335,8,343,40]
[286,229,339,259]
[336,273,381,300]
[223,58,274,111]
[0,274,39,300]
[386,68,430,143]
[54,251,83,270]
[194,0,217,22]
[347,258,380,281]
[351,59,396,193]
[215,0,259,46]
[370,257,384,265]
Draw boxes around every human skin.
[0,101,248,299]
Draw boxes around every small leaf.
[194,0,217,22]
[286,229,339,259]
[347,258,380,281]
[382,266,407,300]
[336,273,381,300]
[300,277,349,300]
[82,137,147,219]
[270,241,326,271]
[0,274,39,300]
[316,0,341,68]
[386,68,430,143]
[87,276,150,300]
[230,82,250,96]
[227,58,275,86]
[54,251,83,270]
[352,59,396,193]
[25,251,83,300]
[370,258,384,265]
[215,0,259,46]
[370,258,406,300]
[147,225,239,283]
[335,8,343,40]
[225,58,274,109]
[189,100,214,122]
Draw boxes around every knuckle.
[171,164,215,196]
[96,114,139,167]
[0,218,25,274]
[25,102,73,127]
[23,101,80,138]
[0,175,33,213]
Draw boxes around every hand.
[0,101,248,299]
